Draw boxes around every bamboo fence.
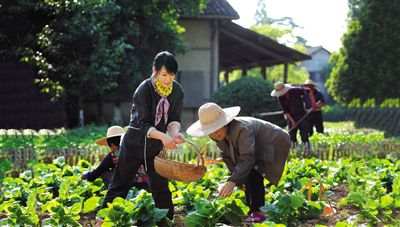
[1,140,399,174]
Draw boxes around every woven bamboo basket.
[154,140,206,182]
[301,178,336,217]
[196,143,223,166]
[202,157,223,166]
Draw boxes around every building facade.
[301,46,331,97]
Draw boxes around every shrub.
[322,104,400,136]
[322,105,349,121]
[380,99,400,108]
[362,98,376,108]
[347,98,361,108]
[211,77,280,115]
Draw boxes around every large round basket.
[154,140,206,182]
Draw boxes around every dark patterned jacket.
[123,78,184,158]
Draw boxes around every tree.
[227,0,309,85]
[326,0,400,103]
[0,1,51,60]
[26,1,125,127]
[2,0,205,127]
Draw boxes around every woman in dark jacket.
[100,51,185,221]
[187,102,291,223]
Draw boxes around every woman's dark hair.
[153,51,178,74]
[107,136,121,147]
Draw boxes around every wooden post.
[261,65,267,80]
[242,67,247,77]
[283,63,288,83]
[224,71,229,85]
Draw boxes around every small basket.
[202,157,223,166]
[300,178,336,217]
[196,142,223,166]
[154,140,206,182]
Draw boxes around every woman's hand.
[161,134,177,149]
[316,100,324,108]
[218,181,236,198]
[159,149,167,156]
[173,133,185,144]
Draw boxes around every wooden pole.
[224,71,229,84]
[261,65,266,79]
[242,67,247,77]
[283,63,288,83]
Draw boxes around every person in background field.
[271,82,317,148]
[81,126,149,191]
[303,79,325,136]
[98,51,185,225]
[186,102,291,223]
[81,126,123,188]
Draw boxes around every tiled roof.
[182,0,239,20]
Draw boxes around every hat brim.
[186,106,241,137]
[271,85,292,97]
[303,80,317,86]
[95,137,108,146]
[303,82,317,86]
[95,133,124,146]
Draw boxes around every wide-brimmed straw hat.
[186,103,240,137]
[303,79,317,87]
[271,82,293,97]
[95,126,124,146]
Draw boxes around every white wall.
[302,49,330,74]
[176,19,213,100]
[176,19,219,129]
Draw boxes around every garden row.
[0,155,399,226]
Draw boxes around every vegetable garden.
[0,123,399,226]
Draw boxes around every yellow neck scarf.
[155,79,173,97]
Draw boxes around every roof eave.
[180,15,239,20]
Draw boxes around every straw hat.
[95,126,124,146]
[303,79,317,87]
[271,82,293,97]
[186,103,240,137]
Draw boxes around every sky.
[226,0,349,53]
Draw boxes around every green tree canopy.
[0,0,205,127]
[326,0,400,103]
[0,0,50,59]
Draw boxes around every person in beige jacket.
[187,102,291,223]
